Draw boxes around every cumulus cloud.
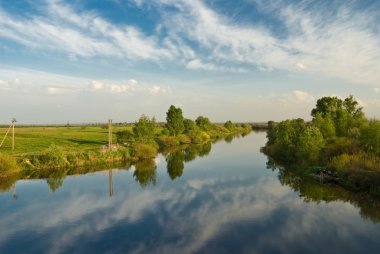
[375,88,380,94]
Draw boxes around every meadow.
[0,125,128,155]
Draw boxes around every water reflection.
[1,132,380,254]
[266,156,380,224]
[133,159,157,188]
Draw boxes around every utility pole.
[12,118,16,150]
[108,119,112,150]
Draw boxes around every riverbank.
[0,121,251,177]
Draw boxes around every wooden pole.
[12,122,15,150]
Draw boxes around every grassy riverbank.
[0,105,252,175]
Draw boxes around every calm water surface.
[1,132,380,253]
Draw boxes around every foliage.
[133,115,157,143]
[224,120,234,131]
[296,126,325,162]
[39,144,68,168]
[187,129,210,144]
[312,113,336,139]
[183,118,196,133]
[360,120,380,154]
[116,129,134,144]
[131,143,158,160]
[195,116,212,131]
[166,105,184,136]
[157,135,179,148]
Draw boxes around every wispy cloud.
[0,0,175,61]
[134,0,380,86]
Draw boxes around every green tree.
[166,105,184,136]
[224,120,234,131]
[133,115,157,143]
[360,120,380,154]
[183,118,196,133]
[311,96,343,118]
[296,126,325,162]
[312,113,336,139]
[195,116,212,131]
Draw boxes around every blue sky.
[0,0,379,124]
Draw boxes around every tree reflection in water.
[266,156,380,223]
[133,159,157,188]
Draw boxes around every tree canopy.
[166,105,184,136]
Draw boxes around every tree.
[296,126,325,162]
[166,105,184,136]
[311,96,343,118]
[224,120,234,131]
[360,120,380,155]
[133,115,157,143]
[312,113,336,139]
[195,116,212,131]
[183,118,196,133]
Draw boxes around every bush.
[188,130,210,144]
[39,144,68,168]
[178,134,191,144]
[157,135,179,147]
[0,153,19,174]
[116,129,134,144]
[131,143,158,160]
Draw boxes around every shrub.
[188,130,210,144]
[39,144,68,168]
[178,134,191,144]
[157,135,179,147]
[131,143,158,160]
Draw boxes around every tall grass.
[0,153,20,175]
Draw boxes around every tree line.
[264,95,380,193]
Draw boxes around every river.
[1,132,380,253]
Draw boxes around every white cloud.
[374,88,380,93]
[0,1,175,61]
[89,79,141,94]
[47,86,72,95]
[292,90,315,103]
[186,59,247,73]
[137,0,380,86]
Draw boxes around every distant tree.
[166,105,184,136]
[311,95,366,137]
[311,96,343,118]
[133,115,157,143]
[183,118,196,133]
[195,116,212,131]
[224,120,234,131]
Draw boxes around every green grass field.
[0,126,129,155]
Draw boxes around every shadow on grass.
[67,139,107,146]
